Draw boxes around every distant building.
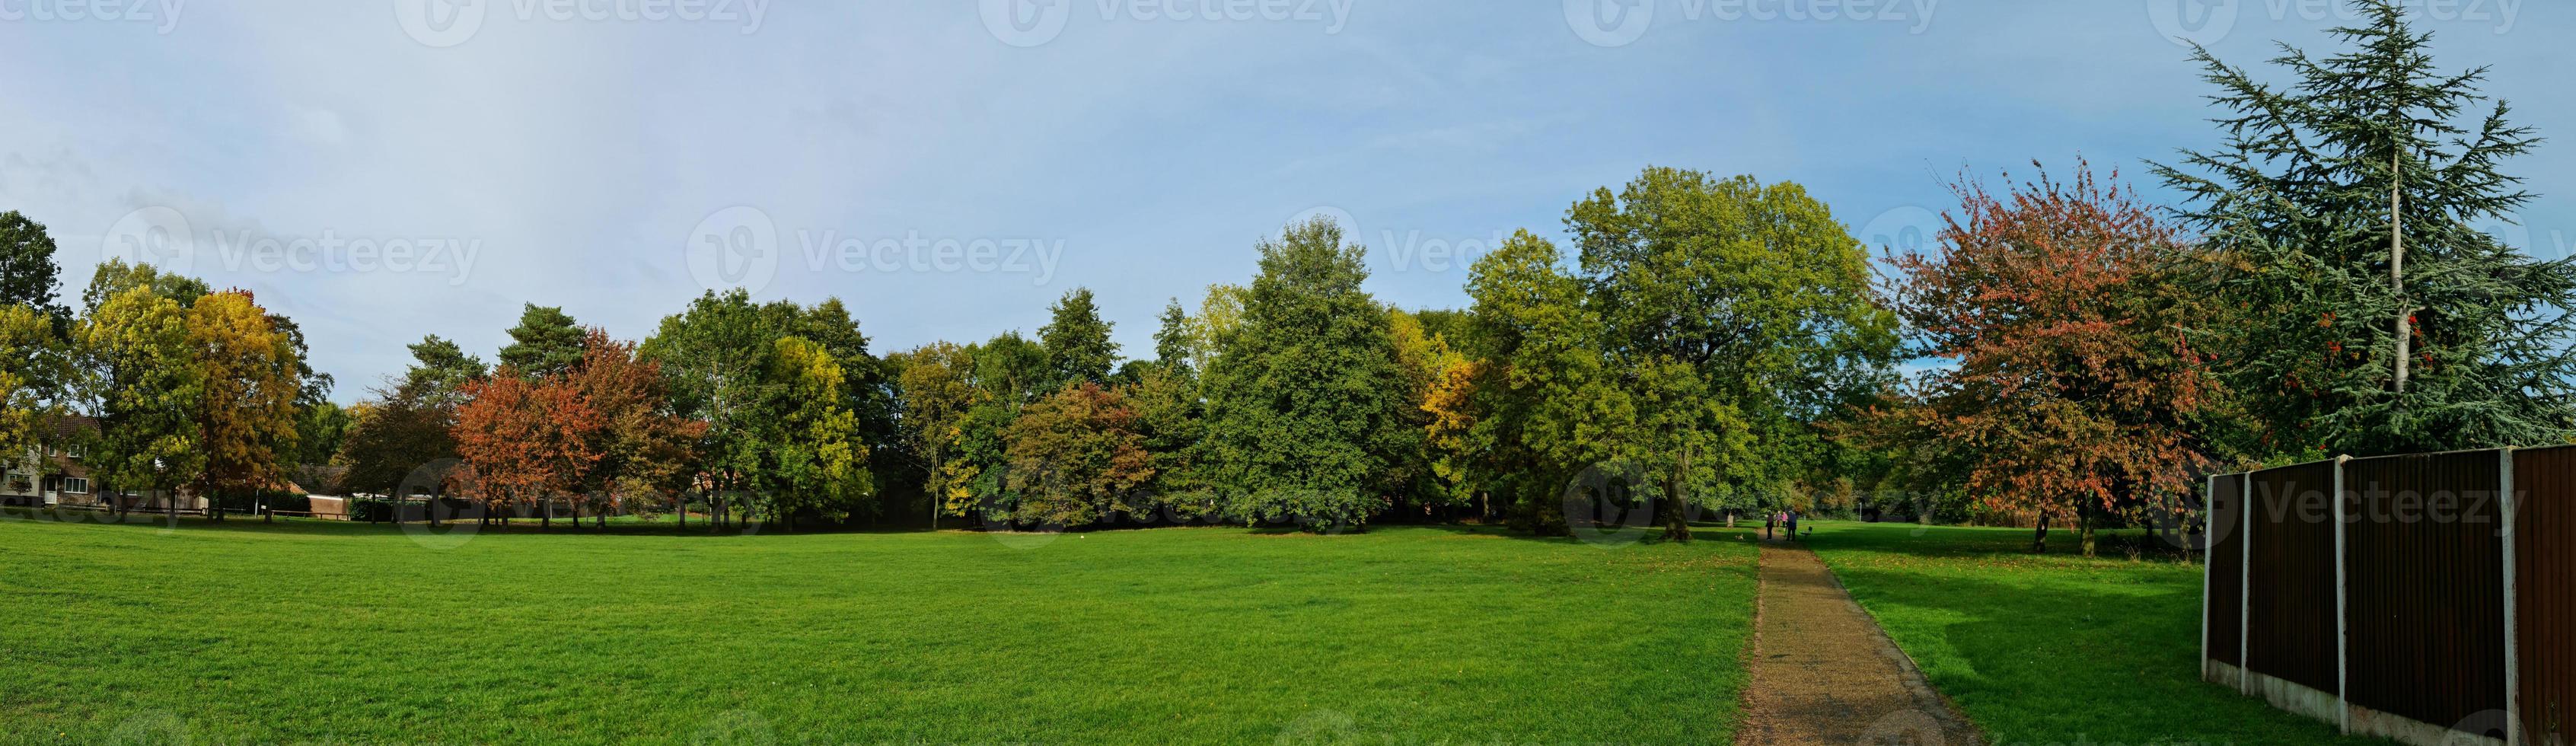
[0,415,99,508]
[0,415,211,513]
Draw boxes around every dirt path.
[1736,539,1980,745]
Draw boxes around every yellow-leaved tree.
[187,291,300,521]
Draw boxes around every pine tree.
[498,304,586,379]
[2157,0,2576,457]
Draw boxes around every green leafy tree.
[1566,167,1899,540]
[642,290,772,529]
[0,305,66,493]
[948,333,1051,524]
[1202,218,1417,532]
[498,303,586,379]
[0,211,69,326]
[82,259,208,314]
[293,401,353,465]
[1125,362,1209,518]
[81,284,204,517]
[1462,230,1624,534]
[2156,0,2576,457]
[1152,298,1196,376]
[1039,287,1119,388]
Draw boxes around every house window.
[60,477,88,494]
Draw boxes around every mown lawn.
[1801,521,2389,744]
[0,514,1757,744]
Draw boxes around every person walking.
[1765,510,1777,540]
[1785,510,1800,540]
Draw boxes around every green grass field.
[0,515,1758,744]
[1801,521,2388,744]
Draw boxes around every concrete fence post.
[2503,448,2521,746]
[2242,470,2254,697]
[2335,454,2351,735]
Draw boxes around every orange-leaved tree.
[566,328,703,527]
[453,366,601,528]
[1883,163,2223,556]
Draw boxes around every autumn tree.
[1001,382,1154,527]
[452,368,600,528]
[1388,308,1469,515]
[186,291,302,521]
[891,341,983,526]
[751,335,869,528]
[1886,165,2221,556]
[564,329,703,527]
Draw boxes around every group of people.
[1764,509,1803,540]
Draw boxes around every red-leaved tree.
[1883,163,2223,556]
[565,328,703,526]
[453,366,601,528]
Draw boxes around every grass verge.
[1800,520,2388,745]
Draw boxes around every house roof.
[42,415,100,442]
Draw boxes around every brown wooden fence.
[2204,446,2576,745]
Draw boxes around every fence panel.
[2519,445,2576,744]
[2343,450,2507,731]
[2246,461,2341,694]
[2208,473,2245,668]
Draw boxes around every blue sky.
[2,1,2570,402]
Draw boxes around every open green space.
[1801,521,2386,744]
[0,517,1757,744]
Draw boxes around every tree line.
[5,2,2565,553]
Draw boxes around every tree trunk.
[540,499,552,530]
[2079,503,2098,559]
[2031,513,2052,554]
[1662,448,1693,543]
